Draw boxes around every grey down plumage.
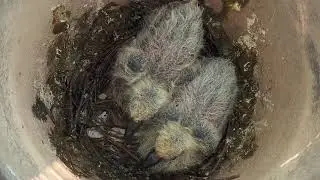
[113,0,204,122]
[113,0,238,173]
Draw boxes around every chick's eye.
[127,55,145,72]
[194,129,205,139]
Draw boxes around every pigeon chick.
[113,0,204,122]
[137,58,238,173]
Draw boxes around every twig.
[213,174,240,180]
[106,137,140,162]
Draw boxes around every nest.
[32,0,258,179]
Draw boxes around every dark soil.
[32,0,258,179]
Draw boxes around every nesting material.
[32,0,258,179]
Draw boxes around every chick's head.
[155,121,204,160]
[114,47,147,84]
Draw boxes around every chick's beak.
[143,151,162,167]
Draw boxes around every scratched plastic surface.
[0,0,320,180]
